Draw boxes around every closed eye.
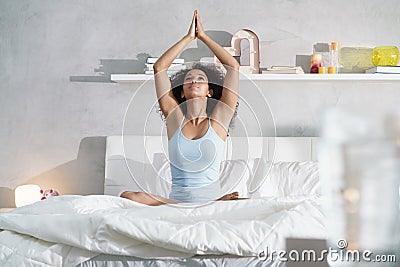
[184,74,207,83]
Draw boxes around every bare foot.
[217,192,239,201]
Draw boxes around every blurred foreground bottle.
[372,46,399,66]
[320,108,400,267]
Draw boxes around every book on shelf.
[145,70,185,75]
[261,66,304,74]
[145,63,186,71]
[365,66,400,74]
[146,57,185,64]
[145,58,186,75]
[144,64,186,75]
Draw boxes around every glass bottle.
[372,46,399,66]
[329,42,339,74]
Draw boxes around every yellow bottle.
[372,46,399,66]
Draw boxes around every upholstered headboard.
[104,136,319,197]
[106,136,319,162]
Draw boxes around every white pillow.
[250,160,320,197]
[105,153,320,199]
[104,158,171,198]
[219,158,258,198]
[152,154,320,198]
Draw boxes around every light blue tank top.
[168,116,226,202]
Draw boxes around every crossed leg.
[120,191,241,206]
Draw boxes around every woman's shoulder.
[166,112,184,140]
[210,118,228,142]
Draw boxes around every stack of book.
[144,58,186,75]
[365,66,400,74]
[261,66,304,74]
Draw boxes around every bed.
[0,136,325,267]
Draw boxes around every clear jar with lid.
[329,42,339,73]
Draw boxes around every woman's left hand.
[195,10,207,40]
[186,10,197,40]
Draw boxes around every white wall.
[0,0,399,205]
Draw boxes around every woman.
[121,10,240,205]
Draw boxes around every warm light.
[14,184,42,207]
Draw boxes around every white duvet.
[0,194,325,267]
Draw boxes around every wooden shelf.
[111,73,400,83]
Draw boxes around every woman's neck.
[185,98,208,126]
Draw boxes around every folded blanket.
[0,195,325,266]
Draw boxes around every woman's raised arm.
[195,11,239,133]
[153,11,196,118]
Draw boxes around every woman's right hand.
[195,10,206,40]
[186,10,197,40]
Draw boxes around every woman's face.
[182,69,210,100]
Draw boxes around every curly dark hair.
[156,62,239,133]
[173,63,223,113]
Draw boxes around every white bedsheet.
[0,195,325,267]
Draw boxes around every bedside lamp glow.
[15,184,42,207]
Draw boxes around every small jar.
[328,66,337,74]
[318,66,326,74]
[372,46,399,66]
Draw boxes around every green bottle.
[338,47,374,73]
[372,46,399,66]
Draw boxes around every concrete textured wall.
[1,0,399,206]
